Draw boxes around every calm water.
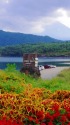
[0,57,70,69]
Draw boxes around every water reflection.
[0,57,70,69]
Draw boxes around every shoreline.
[40,67,70,80]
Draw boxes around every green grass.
[21,68,70,92]
[0,64,70,93]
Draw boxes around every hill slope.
[0,30,60,46]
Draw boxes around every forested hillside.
[0,41,70,57]
[0,30,60,46]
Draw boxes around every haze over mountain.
[41,22,70,40]
[0,21,70,46]
[1,0,70,40]
[0,30,61,46]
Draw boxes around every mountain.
[42,22,70,40]
[0,30,61,46]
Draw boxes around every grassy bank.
[0,64,70,93]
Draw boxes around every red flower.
[28,116,34,121]
[31,108,35,114]
[41,123,46,125]
[36,110,44,121]
[52,111,60,119]
[60,115,67,122]
[45,112,53,120]
[0,118,23,125]
[10,110,14,115]
[27,106,31,112]
[66,112,70,120]
[35,118,39,124]
[68,122,70,125]
[48,121,54,125]
[52,103,59,112]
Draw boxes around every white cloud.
[27,16,57,34]
[0,0,10,4]
[5,0,9,4]
[56,8,70,28]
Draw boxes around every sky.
[0,0,70,40]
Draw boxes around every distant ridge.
[0,30,61,46]
[43,22,70,40]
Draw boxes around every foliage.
[0,64,26,93]
[5,63,17,72]
[0,41,70,56]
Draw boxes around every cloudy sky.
[0,0,70,39]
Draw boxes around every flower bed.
[0,118,23,125]
[0,84,70,125]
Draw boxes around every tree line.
[0,41,70,57]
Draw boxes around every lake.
[0,57,70,70]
